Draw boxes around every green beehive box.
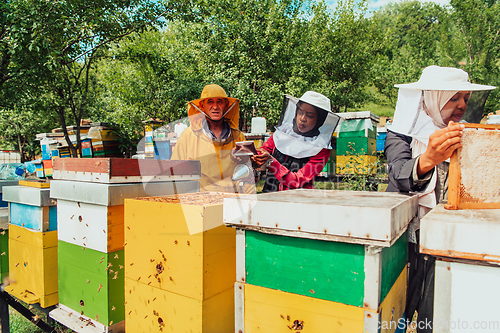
[57,240,124,326]
[224,190,417,332]
[337,137,377,156]
[0,230,8,281]
[245,230,407,307]
[337,112,379,139]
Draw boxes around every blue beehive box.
[154,140,171,160]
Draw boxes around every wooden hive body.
[57,240,124,326]
[224,189,416,332]
[124,192,237,332]
[421,203,500,329]
[446,123,500,209]
[51,178,199,331]
[6,225,58,308]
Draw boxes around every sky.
[324,0,451,12]
[368,0,450,11]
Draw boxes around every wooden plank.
[244,230,366,307]
[58,241,124,326]
[462,123,500,129]
[49,304,125,333]
[444,149,460,210]
[235,282,245,332]
[18,180,50,188]
[124,278,234,333]
[244,284,365,332]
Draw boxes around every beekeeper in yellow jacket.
[172,84,252,193]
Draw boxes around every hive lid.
[421,204,500,263]
[223,189,417,247]
[50,180,199,206]
[3,186,55,207]
[52,158,201,183]
[0,180,18,193]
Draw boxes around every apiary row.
[10,156,495,333]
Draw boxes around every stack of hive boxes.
[224,189,417,333]
[420,205,500,329]
[3,180,58,308]
[124,192,238,332]
[88,123,121,158]
[0,180,18,282]
[48,158,200,332]
[336,111,380,175]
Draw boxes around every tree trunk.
[463,90,492,124]
[16,134,25,163]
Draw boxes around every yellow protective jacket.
[172,96,250,193]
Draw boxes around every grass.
[9,305,74,333]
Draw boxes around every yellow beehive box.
[6,225,58,308]
[238,265,406,333]
[125,278,234,332]
[124,192,237,301]
[336,155,377,175]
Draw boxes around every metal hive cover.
[224,189,418,246]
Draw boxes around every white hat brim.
[395,82,496,91]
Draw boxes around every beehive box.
[51,180,199,253]
[336,155,377,175]
[6,225,58,308]
[0,180,18,207]
[417,204,500,332]
[3,184,57,232]
[224,189,417,332]
[57,240,124,327]
[446,123,500,210]
[420,204,500,264]
[50,179,199,331]
[52,158,201,183]
[337,137,377,156]
[433,260,500,332]
[124,192,238,332]
[337,111,379,139]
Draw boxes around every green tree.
[370,1,448,105]
[442,0,500,119]
[1,0,167,157]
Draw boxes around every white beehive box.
[51,180,199,253]
[420,204,500,263]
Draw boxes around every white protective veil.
[273,91,341,159]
